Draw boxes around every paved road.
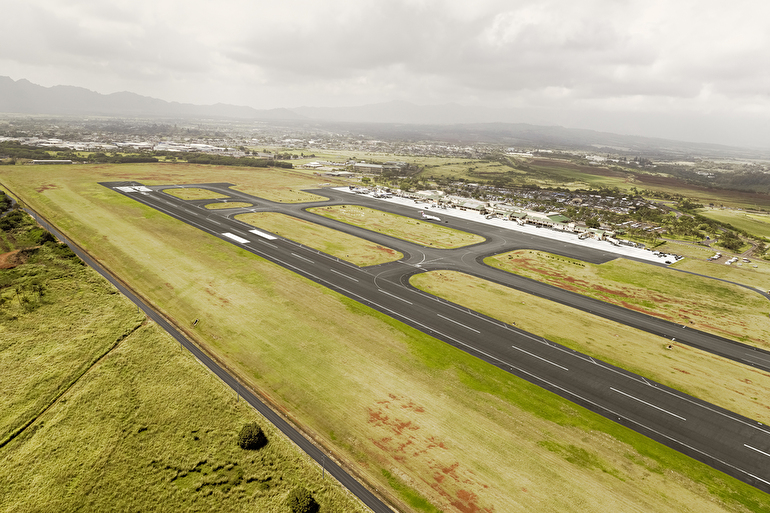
[102,181,770,495]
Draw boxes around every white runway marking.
[331,268,359,282]
[510,345,568,370]
[222,232,249,244]
[437,314,480,333]
[378,289,412,304]
[291,253,315,263]
[745,444,770,458]
[611,387,686,421]
[249,229,277,240]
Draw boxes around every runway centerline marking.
[510,345,568,371]
[331,268,359,282]
[611,387,687,421]
[745,444,770,458]
[378,289,412,304]
[437,314,480,333]
[291,253,315,264]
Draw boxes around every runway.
[102,180,770,495]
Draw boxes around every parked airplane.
[419,211,441,221]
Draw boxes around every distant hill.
[1,76,767,159]
[0,76,303,121]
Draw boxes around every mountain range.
[1,76,767,159]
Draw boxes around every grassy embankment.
[410,270,770,424]
[1,163,769,512]
[0,211,365,512]
[310,204,486,249]
[485,251,770,348]
[698,208,770,239]
[235,212,402,267]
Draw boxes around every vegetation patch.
[162,187,228,200]
[236,211,403,266]
[204,201,252,210]
[3,162,769,512]
[0,229,366,511]
[410,270,770,425]
[485,250,770,348]
[310,204,485,249]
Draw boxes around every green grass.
[205,201,253,210]
[485,250,770,348]
[0,232,145,446]
[410,270,770,425]
[0,217,367,512]
[235,212,403,266]
[2,162,769,512]
[309,204,486,249]
[699,208,770,239]
[162,187,228,200]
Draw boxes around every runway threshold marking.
[291,253,315,263]
[611,387,687,421]
[249,229,277,240]
[437,314,480,333]
[378,289,412,304]
[510,345,568,371]
[222,232,250,244]
[745,444,770,458]
[330,268,359,282]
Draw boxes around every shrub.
[285,486,319,513]
[237,422,267,450]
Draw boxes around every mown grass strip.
[310,204,485,249]
[235,212,403,266]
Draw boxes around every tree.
[285,486,319,513]
[237,422,267,450]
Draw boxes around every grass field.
[0,216,365,512]
[163,187,229,200]
[235,212,403,266]
[410,270,770,424]
[699,208,770,239]
[309,205,486,249]
[1,163,768,512]
[485,251,770,348]
[0,233,145,447]
[205,202,253,210]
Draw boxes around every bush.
[285,486,319,513]
[237,422,267,450]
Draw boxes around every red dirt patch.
[35,183,59,193]
[0,249,28,269]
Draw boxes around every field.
[163,187,229,200]
[0,216,365,512]
[699,208,770,239]
[235,212,403,266]
[1,163,768,512]
[309,205,486,249]
[205,202,253,210]
[410,270,770,425]
[485,250,770,348]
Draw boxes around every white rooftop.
[333,187,678,265]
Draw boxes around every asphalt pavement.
[101,181,770,496]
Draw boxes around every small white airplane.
[419,211,441,221]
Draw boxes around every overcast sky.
[2,0,769,147]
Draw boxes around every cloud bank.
[2,0,768,147]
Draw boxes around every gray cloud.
[1,0,769,145]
